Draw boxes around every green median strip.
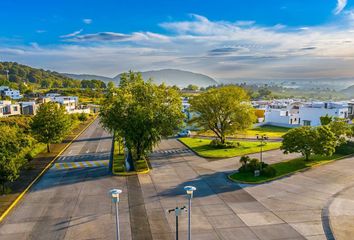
[112,140,150,176]
[179,137,281,158]
[229,150,354,184]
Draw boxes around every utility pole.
[168,206,186,240]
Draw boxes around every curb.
[0,116,97,223]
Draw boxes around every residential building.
[299,102,349,126]
[264,101,350,127]
[49,96,78,112]
[0,86,22,100]
[19,102,37,115]
[0,101,21,117]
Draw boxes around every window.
[303,120,311,126]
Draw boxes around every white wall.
[299,107,348,126]
[265,110,290,125]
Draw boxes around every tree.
[281,127,317,161]
[184,84,199,91]
[320,114,333,125]
[189,86,256,144]
[31,102,71,152]
[100,71,184,161]
[281,126,337,161]
[0,125,30,192]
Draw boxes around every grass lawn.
[196,125,290,139]
[239,125,290,138]
[230,142,354,183]
[179,138,282,158]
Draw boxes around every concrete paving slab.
[238,212,284,227]
[216,227,260,240]
[207,214,246,228]
[251,223,305,240]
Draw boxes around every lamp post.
[256,134,269,169]
[110,189,122,240]
[168,206,186,240]
[184,186,196,240]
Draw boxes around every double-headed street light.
[110,189,122,240]
[184,185,196,240]
[256,134,269,169]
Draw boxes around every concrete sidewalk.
[139,139,305,239]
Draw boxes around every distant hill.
[114,69,218,88]
[62,73,113,83]
[341,85,354,97]
[0,62,79,88]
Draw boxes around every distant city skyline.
[0,0,354,81]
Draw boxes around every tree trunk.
[47,143,51,153]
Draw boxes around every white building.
[49,96,78,112]
[0,101,21,117]
[0,86,22,100]
[264,101,349,127]
[299,102,349,126]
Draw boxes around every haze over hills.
[341,85,354,98]
[62,73,113,83]
[114,69,218,88]
[64,69,218,88]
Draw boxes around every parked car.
[177,129,191,137]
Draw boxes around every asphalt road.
[0,120,132,240]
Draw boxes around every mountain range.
[63,69,218,88]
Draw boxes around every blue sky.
[1,0,354,81]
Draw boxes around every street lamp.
[168,206,186,240]
[110,189,122,240]
[184,185,196,240]
[256,134,269,169]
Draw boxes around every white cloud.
[83,18,93,24]
[333,0,347,15]
[2,14,354,80]
[60,29,83,38]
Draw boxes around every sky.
[0,0,354,81]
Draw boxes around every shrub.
[210,139,240,149]
[78,113,88,122]
[238,157,267,173]
[262,166,277,177]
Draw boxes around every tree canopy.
[31,102,71,152]
[189,85,256,143]
[281,125,338,161]
[0,125,31,191]
[100,71,184,162]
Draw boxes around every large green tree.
[281,125,337,161]
[100,71,184,161]
[31,102,71,152]
[189,86,256,144]
[0,125,31,192]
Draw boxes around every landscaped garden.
[179,137,282,158]
[229,135,354,183]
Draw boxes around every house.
[0,86,22,100]
[0,101,21,117]
[264,101,302,127]
[264,101,350,127]
[299,102,349,126]
[19,102,37,115]
[48,96,78,112]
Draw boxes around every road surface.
[0,120,132,240]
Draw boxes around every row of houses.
[254,99,354,127]
[0,93,98,118]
